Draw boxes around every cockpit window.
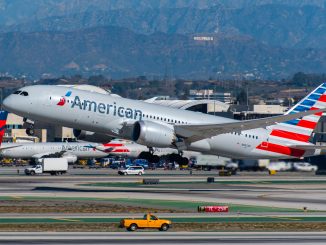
[20,91,29,96]
[13,90,22,94]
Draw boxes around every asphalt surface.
[0,168,325,211]
[0,232,326,244]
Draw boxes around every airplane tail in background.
[0,111,8,146]
[269,83,326,145]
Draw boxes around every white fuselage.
[2,85,318,159]
[0,142,108,163]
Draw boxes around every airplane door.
[261,138,269,148]
[44,89,54,106]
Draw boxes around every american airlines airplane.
[3,83,326,160]
[0,111,114,163]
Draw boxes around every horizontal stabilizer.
[290,145,326,150]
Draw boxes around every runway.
[1,232,326,244]
[0,168,325,233]
[0,168,325,211]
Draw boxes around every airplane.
[3,83,326,160]
[0,111,115,163]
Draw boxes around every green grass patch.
[0,196,305,213]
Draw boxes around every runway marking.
[258,194,270,198]
[10,196,23,199]
[238,212,303,221]
[52,218,81,222]
[270,216,302,221]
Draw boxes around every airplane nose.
[2,95,14,111]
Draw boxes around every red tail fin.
[0,111,8,146]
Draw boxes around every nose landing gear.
[23,118,35,136]
[26,127,34,136]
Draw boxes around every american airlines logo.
[57,91,72,106]
[70,95,143,120]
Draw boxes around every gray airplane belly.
[208,134,245,157]
[72,150,107,158]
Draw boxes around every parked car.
[118,166,145,175]
[293,162,318,172]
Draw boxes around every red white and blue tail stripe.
[0,111,8,146]
[257,83,326,157]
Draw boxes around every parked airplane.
[3,84,326,159]
[92,139,194,164]
[0,111,114,163]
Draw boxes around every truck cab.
[24,164,43,175]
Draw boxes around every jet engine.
[73,129,114,143]
[132,121,176,147]
[62,154,78,164]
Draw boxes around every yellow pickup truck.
[120,213,172,231]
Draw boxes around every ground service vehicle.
[24,158,68,175]
[120,213,172,231]
[118,166,144,175]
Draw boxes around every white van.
[118,166,145,175]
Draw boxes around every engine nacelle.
[62,154,78,164]
[132,121,176,148]
[73,129,114,143]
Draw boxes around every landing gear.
[26,127,34,136]
[23,118,35,136]
[138,152,160,163]
[167,154,189,166]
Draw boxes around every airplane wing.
[175,108,326,143]
[84,144,115,153]
[32,151,66,159]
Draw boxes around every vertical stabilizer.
[0,111,8,146]
[269,83,326,144]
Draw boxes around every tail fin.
[0,110,8,146]
[269,83,326,144]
